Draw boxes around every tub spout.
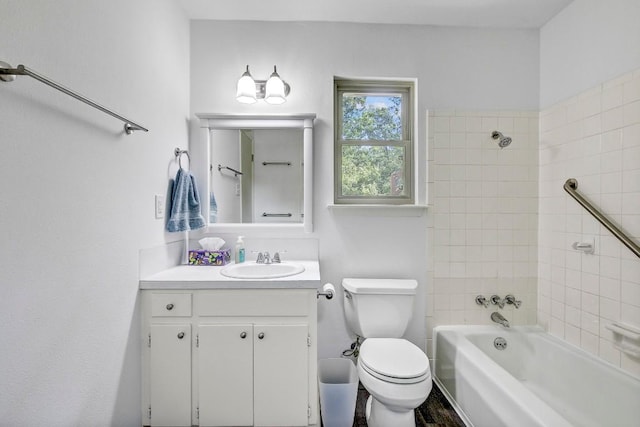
[491,312,510,328]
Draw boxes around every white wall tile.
[603,106,624,131]
[433,117,450,133]
[623,100,640,126]
[538,67,640,378]
[623,75,640,104]
[581,330,599,356]
[428,110,538,329]
[599,339,621,366]
[603,84,624,111]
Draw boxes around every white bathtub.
[433,325,640,427]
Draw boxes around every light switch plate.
[155,195,165,219]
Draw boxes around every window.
[334,79,414,204]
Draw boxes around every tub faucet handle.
[490,295,505,309]
[475,295,490,308]
[504,294,522,309]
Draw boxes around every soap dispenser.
[235,236,245,264]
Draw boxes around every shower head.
[491,130,512,149]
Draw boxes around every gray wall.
[0,0,189,424]
[540,0,640,108]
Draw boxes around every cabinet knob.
[177,332,185,339]
[258,332,265,340]
[166,303,174,311]
[240,332,247,339]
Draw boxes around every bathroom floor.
[351,381,465,427]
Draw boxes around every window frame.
[334,78,415,205]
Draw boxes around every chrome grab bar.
[0,61,148,134]
[563,178,639,258]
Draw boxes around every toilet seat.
[359,338,430,384]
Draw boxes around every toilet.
[342,278,432,427]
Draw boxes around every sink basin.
[220,262,305,279]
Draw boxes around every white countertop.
[139,260,321,290]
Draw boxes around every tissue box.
[188,249,231,266]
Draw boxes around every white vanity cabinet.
[198,323,309,426]
[147,293,193,427]
[141,288,318,427]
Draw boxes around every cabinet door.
[199,324,254,426]
[254,324,309,426]
[149,324,192,427]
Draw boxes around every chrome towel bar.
[563,178,639,258]
[0,61,148,135]
[262,161,292,166]
[216,164,243,177]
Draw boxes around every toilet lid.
[359,338,429,382]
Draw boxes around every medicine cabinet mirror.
[194,113,316,233]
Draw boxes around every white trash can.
[318,358,358,427]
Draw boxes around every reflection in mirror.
[210,128,303,224]
[195,113,316,233]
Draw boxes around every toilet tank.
[341,278,418,338]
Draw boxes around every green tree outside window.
[335,80,414,204]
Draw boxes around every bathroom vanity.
[139,262,320,427]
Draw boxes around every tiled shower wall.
[538,68,640,377]
[426,110,539,356]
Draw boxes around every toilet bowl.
[341,278,432,427]
[357,338,431,427]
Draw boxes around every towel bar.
[262,161,292,166]
[0,61,148,135]
[217,164,243,177]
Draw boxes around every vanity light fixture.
[235,65,290,104]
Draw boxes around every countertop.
[139,260,321,290]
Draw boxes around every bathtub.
[433,325,640,427]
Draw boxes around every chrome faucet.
[475,295,490,307]
[255,252,270,264]
[490,295,506,309]
[256,251,282,264]
[504,294,522,309]
[491,312,510,328]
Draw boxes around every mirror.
[194,113,316,233]
[210,128,303,224]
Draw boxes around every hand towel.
[209,191,218,223]
[166,168,206,232]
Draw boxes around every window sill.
[327,204,428,217]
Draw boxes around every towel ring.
[174,148,190,170]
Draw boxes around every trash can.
[318,358,359,427]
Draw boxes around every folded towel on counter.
[166,168,206,232]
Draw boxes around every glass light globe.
[236,66,257,104]
[264,66,286,105]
